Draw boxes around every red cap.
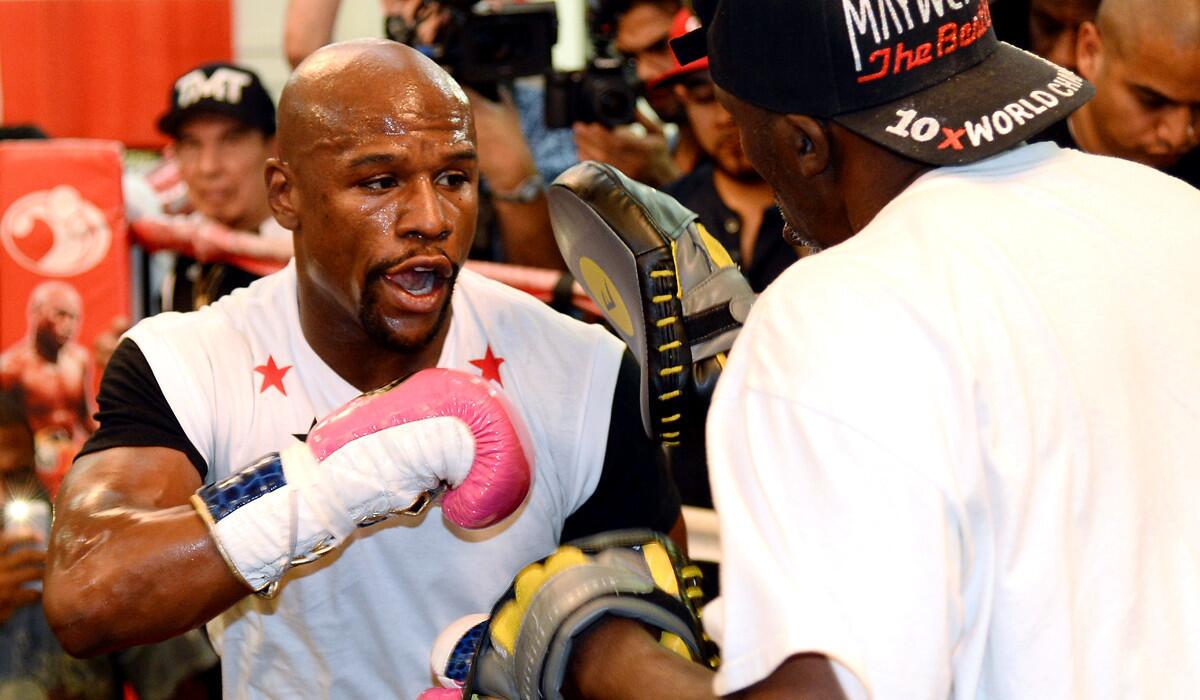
[646,9,709,91]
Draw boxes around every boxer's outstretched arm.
[47,366,531,658]
[568,618,848,700]
[44,446,250,657]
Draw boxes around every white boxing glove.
[192,368,532,593]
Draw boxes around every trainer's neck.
[837,129,932,236]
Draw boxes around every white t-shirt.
[125,264,624,698]
[706,143,1200,700]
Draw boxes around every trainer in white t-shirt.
[706,143,1200,700]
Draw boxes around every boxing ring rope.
[462,260,601,318]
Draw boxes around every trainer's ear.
[781,114,831,178]
[265,157,299,232]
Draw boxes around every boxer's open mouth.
[393,267,438,295]
[384,257,454,299]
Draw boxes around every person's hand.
[129,216,286,275]
[189,220,239,264]
[128,216,207,259]
[573,112,681,188]
[384,0,449,45]
[466,85,565,268]
[0,532,45,623]
[425,532,716,700]
[465,86,539,194]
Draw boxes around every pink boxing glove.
[307,368,531,529]
[192,369,532,593]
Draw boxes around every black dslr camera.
[544,56,639,128]
[386,0,558,86]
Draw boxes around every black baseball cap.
[157,62,276,138]
[674,0,1093,165]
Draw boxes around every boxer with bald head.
[1037,0,1200,184]
[284,0,570,271]
[44,39,681,699]
[270,39,478,386]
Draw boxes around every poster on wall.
[0,139,130,495]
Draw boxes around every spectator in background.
[285,0,567,270]
[657,11,802,296]
[135,62,294,310]
[579,0,703,187]
[0,282,94,496]
[989,0,1098,72]
[1033,0,1200,187]
[1028,0,1099,72]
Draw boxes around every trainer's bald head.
[1096,0,1200,55]
[276,39,473,163]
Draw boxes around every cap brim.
[834,43,1093,166]
[156,102,273,138]
[647,61,710,92]
[669,27,709,67]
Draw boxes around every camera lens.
[595,88,635,126]
[583,75,636,128]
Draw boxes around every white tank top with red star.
[124,261,624,699]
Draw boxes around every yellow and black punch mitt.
[437,530,717,700]
[547,162,755,448]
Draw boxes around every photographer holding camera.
[286,0,568,270]
[574,0,704,188]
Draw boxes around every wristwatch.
[490,173,545,204]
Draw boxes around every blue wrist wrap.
[195,452,287,523]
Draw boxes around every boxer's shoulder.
[128,266,295,357]
[204,263,298,331]
[125,307,232,352]
[124,295,268,390]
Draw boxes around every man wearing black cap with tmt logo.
[145,62,293,310]
[454,0,1200,698]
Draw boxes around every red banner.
[0,139,130,494]
[0,0,232,149]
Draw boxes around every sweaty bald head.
[1096,0,1200,56]
[277,39,473,164]
[267,39,482,382]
